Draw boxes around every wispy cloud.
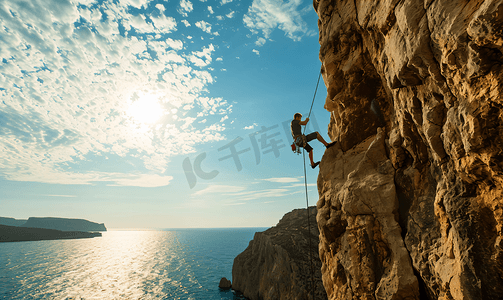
[243,0,315,45]
[191,177,312,203]
[263,177,300,183]
[193,184,247,196]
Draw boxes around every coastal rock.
[314,0,503,299]
[232,207,327,300]
[0,217,27,227]
[219,277,232,289]
[21,217,107,232]
[0,224,102,242]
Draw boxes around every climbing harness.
[291,135,307,155]
[300,68,323,300]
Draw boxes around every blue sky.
[0,0,330,228]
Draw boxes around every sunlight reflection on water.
[0,229,257,300]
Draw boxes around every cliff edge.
[314,1,502,299]
[232,207,327,300]
[21,217,107,232]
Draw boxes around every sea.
[0,228,266,300]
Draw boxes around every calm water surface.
[0,228,264,300]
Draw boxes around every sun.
[126,92,164,124]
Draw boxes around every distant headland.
[0,217,106,243]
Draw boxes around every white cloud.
[243,123,258,130]
[226,11,235,18]
[230,188,292,201]
[108,173,174,187]
[123,14,155,33]
[255,37,267,46]
[121,0,150,9]
[221,0,233,4]
[151,14,177,33]
[156,4,165,13]
[186,176,308,204]
[187,44,215,68]
[252,49,260,55]
[0,0,231,186]
[195,20,212,34]
[263,177,300,183]
[193,184,246,196]
[178,0,194,17]
[195,20,219,36]
[182,20,191,27]
[208,6,214,14]
[243,0,315,43]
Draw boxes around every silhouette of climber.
[291,112,336,168]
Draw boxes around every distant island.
[21,217,107,232]
[0,217,106,242]
[0,225,102,242]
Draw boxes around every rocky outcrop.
[314,1,502,299]
[219,277,232,289]
[0,224,102,242]
[232,207,327,300]
[21,217,107,232]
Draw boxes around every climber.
[291,112,336,169]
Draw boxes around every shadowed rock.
[219,277,232,289]
[21,217,107,232]
[0,224,102,242]
[232,207,327,300]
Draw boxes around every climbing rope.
[303,70,322,134]
[302,67,322,300]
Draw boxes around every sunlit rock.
[314,0,503,299]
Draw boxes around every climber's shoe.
[326,141,337,149]
[311,161,320,169]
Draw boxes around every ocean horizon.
[0,228,267,300]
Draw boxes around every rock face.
[232,207,327,300]
[314,1,503,300]
[21,217,107,232]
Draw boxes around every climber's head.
[294,113,302,120]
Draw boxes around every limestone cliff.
[314,1,502,299]
[232,207,327,300]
